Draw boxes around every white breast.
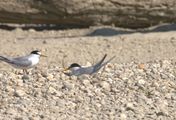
[70,67,81,71]
[28,54,40,66]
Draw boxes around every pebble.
[41,71,48,78]
[43,40,47,44]
[82,79,91,87]
[120,113,127,120]
[14,28,23,32]
[0,73,3,78]
[99,81,111,91]
[137,79,146,86]
[14,89,26,97]
[48,86,57,95]
[104,66,111,72]
[16,79,24,87]
[5,86,14,95]
[125,103,135,111]
[28,28,36,32]
[62,81,74,90]
[22,75,30,80]
[85,62,92,67]
[138,63,145,69]
[47,74,54,80]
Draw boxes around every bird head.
[30,50,47,57]
[63,63,81,72]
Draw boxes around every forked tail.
[92,55,116,73]
[93,54,107,68]
[92,54,107,72]
[100,55,116,67]
[0,56,11,63]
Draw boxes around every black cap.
[69,63,81,68]
[30,50,40,55]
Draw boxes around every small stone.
[82,79,91,86]
[62,81,74,90]
[70,76,77,81]
[22,75,29,80]
[5,86,14,95]
[28,28,36,32]
[171,93,176,100]
[48,87,57,95]
[95,103,102,108]
[14,89,26,97]
[152,81,160,88]
[125,103,135,111]
[16,79,24,87]
[84,62,92,67]
[138,63,145,69]
[104,67,111,72]
[161,60,170,68]
[138,79,146,85]
[47,74,54,80]
[15,28,23,32]
[0,73,3,78]
[107,78,113,83]
[41,71,48,78]
[120,113,127,120]
[15,117,23,120]
[5,108,17,115]
[160,73,168,79]
[56,91,63,97]
[9,72,18,79]
[100,81,111,91]
[29,116,40,120]
[106,63,114,68]
[43,40,47,44]
[165,93,171,99]
[157,100,169,116]
[60,72,69,80]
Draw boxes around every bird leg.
[23,69,28,75]
[22,69,29,81]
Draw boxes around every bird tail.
[0,56,11,63]
[92,54,107,72]
[100,55,116,67]
[92,55,115,73]
[93,54,107,68]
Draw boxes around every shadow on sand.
[86,23,176,37]
[0,23,176,37]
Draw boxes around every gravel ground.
[0,25,176,119]
[0,60,176,120]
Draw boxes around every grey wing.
[11,56,32,68]
[79,67,94,75]
[77,54,108,75]
[0,55,32,68]
[69,67,94,76]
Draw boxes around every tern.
[0,50,46,75]
[62,54,115,76]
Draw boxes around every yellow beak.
[41,54,47,57]
[62,67,69,72]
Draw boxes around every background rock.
[0,0,176,28]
